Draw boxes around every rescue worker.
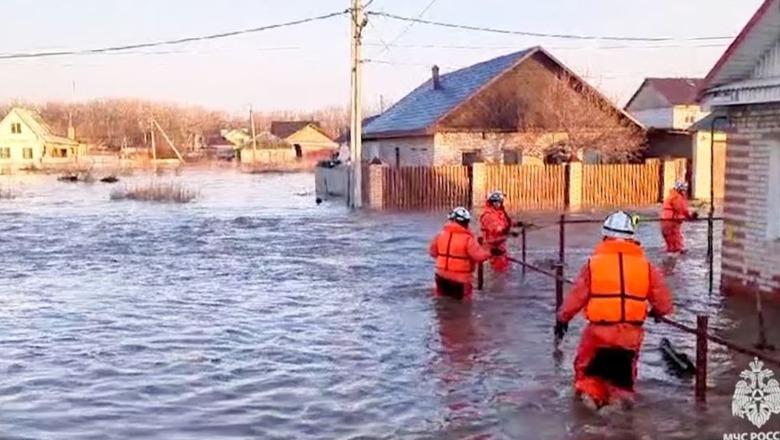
[660,181,698,254]
[429,207,494,300]
[554,210,673,410]
[479,191,519,273]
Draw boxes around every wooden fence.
[482,164,566,211]
[377,166,471,210]
[581,162,661,208]
[362,159,686,211]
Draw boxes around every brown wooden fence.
[363,159,683,211]
[581,162,661,208]
[483,164,566,211]
[381,165,471,210]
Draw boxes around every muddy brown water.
[0,171,777,439]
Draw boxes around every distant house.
[239,131,295,165]
[698,0,780,300]
[361,46,644,167]
[625,78,713,198]
[270,121,338,161]
[0,107,82,168]
[202,129,249,160]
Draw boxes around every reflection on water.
[0,170,778,439]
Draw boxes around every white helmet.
[448,206,471,223]
[488,190,505,204]
[674,180,688,192]
[602,211,636,239]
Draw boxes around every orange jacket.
[661,190,692,221]
[585,240,651,325]
[557,239,673,346]
[429,221,491,284]
[479,204,512,246]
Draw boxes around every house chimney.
[432,65,441,90]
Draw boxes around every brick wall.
[363,137,434,166]
[720,103,780,301]
[434,132,564,165]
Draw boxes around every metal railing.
[476,212,779,404]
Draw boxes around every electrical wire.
[0,10,347,60]
[368,11,735,42]
[363,42,730,51]
[384,0,441,47]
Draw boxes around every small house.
[624,78,709,196]
[361,46,645,167]
[0,107,81,168]
[269,121,338,161]
[698,0,780,300]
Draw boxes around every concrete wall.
[239,148,296,164]
[719,103,780,301]
[315,164,349,197]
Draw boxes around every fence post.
[695,315,709,404]
[521,226,527,277]
[753,281,775,351]
[556,214,566,310]
[707,209,714,295]
[477,237,484,290]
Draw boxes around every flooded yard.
[0,171,778,439]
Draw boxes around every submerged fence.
[475,213,780,404]
[359,158,686,212]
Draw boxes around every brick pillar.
[471,162,486,209]
[367,164,386,209]
[568,162,583,211]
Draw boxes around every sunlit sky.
[0,0,763,115]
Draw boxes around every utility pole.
[250,105,258,165]
[349,0,366,208]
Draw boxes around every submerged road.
[0,171,777,439]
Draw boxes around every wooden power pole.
[349,0,366,208]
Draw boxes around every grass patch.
[110,181,198,203]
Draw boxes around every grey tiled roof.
[363,48,535,137]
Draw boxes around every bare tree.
[459,68,646,163]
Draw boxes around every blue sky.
[0,0,763,114]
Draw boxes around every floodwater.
[0,171,778,440]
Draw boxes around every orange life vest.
[435,229,474,273]
[661,191,684,220]
[585,240,651,326]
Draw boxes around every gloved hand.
[648,309,663,323]
[554,321,568,340]
[490,248,504,257]
[691,212,700,220]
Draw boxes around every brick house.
[362,46,644,166]
[698,0,780,300]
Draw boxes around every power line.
[384,0,441,47]
[364,42,730,51]
[368,11,735,42]
[0,11,347,60]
